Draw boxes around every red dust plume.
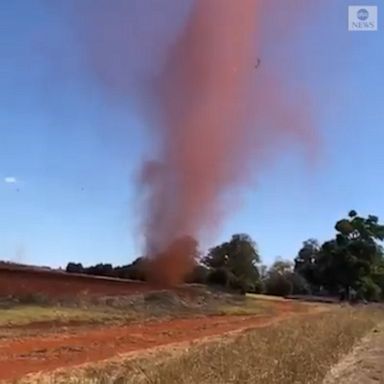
[141,0,316,284]
[142,0,262,284]
[68,0,317,285]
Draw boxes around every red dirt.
[0,267,158,299]
[0,267,321,381]
[0,301,308,381]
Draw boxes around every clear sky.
[1,0,383,268]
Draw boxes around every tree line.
[66,210,384,301]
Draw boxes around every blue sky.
[0,0,383,267]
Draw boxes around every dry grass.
[120,308,382,384]
[323,321,384,384]
[0,290,270,331]
[24,307,384,384]
[216,296,276,316]
[246,293,288,301]
[0,305,130,327]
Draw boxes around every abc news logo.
[348,6,378,31]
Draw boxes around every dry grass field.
[14,306,384,384]
[324,320,384,384]
[1,268,383,383]
[0,289,305,382]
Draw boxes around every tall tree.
[203,233,260,288]
[265,258,309,296]
[294,239,321,291]
[296,211,384,300]
[270,258,294,275]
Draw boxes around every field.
[0,266,383,383]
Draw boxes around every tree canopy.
[203,233,261,291]
[264,258,309,296]
[295,211,384,300]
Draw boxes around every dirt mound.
[89,286,246,317]
[0,267,155,300]
[145,290,188,305]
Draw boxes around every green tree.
[259,264,268,280]
[203,233,261,291]
[269,258,294,274]
[297,211,384,300]
[263,259,292,296]
[66,262,84,274]
[265,258,310,296]
[294,239,321,291]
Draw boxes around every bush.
[86,263,114,277]
[66,258,149,281]
[290,272,311,295]
[185,265,209,284]
[228,274,247,294]
[66,262,84,274]
[114,265,132,279]
[207,268,231,286]
[125,264,147,281]
[264,272,293,296]
[249,279,263,294]
[358,277,382,302]
[207,268,251,295]
[16,293,51,306]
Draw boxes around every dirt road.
[0,301,309,381]
[323,322,384,384]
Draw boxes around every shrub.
[290,273,311,295]
[358,277,382,302]
[228,274,247,294]
[126,264,147,281]
[66,262,84,274]
[86,263,114,277]
[207,268,231,286]
[249,279,263,294]
[185,265,209,284]
[207,268,251,295]
[16,293,51,306]
[264,272,293,296]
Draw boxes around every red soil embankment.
[0,267,154,298]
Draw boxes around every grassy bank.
[0,290,279,329]
[0,305,126,327]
